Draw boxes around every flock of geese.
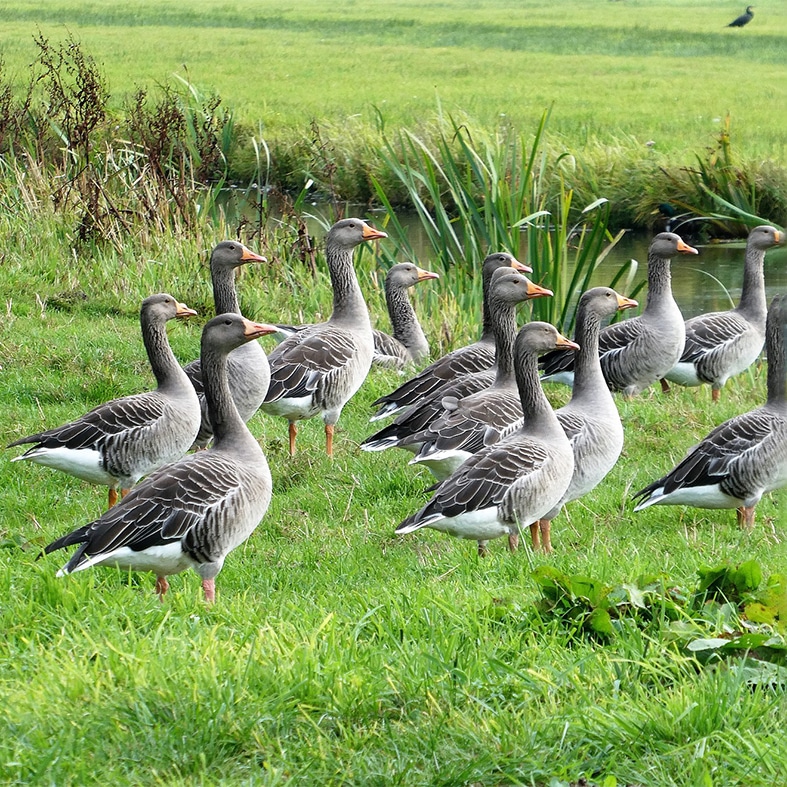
[7,219,786,600]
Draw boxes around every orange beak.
[362,224,388,241]
[243,320,280,340]
[239,246,268,263]
[616,295,638,311]
[676,239,699,255]
[511,258,534,274]
[175,302,198,319]
[555,334,580,351]
[416,267,440,282]
[526,281,554,299]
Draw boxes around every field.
[1,0,786,158]
[1,2,787,785]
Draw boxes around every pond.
[279,202,786,320]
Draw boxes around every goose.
[727,5,754,27]
[406,268,555,480]
[361,269,551,457]
[633,294,787,530]
[369,252,532,422]
[9,293,200,508]
[43,314,278,602]
[395,322,578,556]
[371,262,439,369]
[533,288,638,552]
[272,262,439,371]
[540,232,697,397]
[662,225,784,402]
[260,218,387,456]
[183,240,270,448]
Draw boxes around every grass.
[0,1,785,153]
[1,203,786,785]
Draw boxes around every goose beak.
[511,259,534,274]
[362,224,388,241]
[774,229,784,245]
[416,267,440,282]
[616,295,638,311]
[175,302,198,319]
[676,239,699,255]
[526,281,554,299]
[239,246,268,263]
[555,334,580,352]
[243,320,280,340]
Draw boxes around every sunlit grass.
[1,200,786,784]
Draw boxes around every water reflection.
[291,205,786,319]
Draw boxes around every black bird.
[727,6,754,27]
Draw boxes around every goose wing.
[9,392,171,452]
[397,437,549,530]
[264,325,357,403]
[45,451,249,571]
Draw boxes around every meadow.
[1,1,787,784]
[0,0,785,209]
[2,203,787,785]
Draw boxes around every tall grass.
[371,112,635,330]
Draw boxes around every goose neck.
[386,279,427,354]
[571,309,605,396]
[211,266,241,315]
[142,317,183,390]
[201,345,248,447]
[737,246,767,320]
[328,246,368,324]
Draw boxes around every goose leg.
[529,522,541,551]
[711,387,720,403]
[508,531,519,553]
[288,421,298,457]
[120,488,130,500]
[539,519,553,554]
[736,506,755,531]
[202,578,216,604]
[155,575,169,599]
[108,488,119,508]
[477,540,489,557]
[660,378,671,393]
[325,424,335,457]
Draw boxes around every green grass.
[1,0,786,157]
[2,202,786,785]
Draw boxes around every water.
[276,202,787,319]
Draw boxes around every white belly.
[16,446,117,487]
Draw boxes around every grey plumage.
[663,225,784,401]
[44,314,278,602]
[395,322,578,555]
[372,262,439,369]
[368,252,532,422]
[9,293,201,508]
[633,294,787,530]
[535,288,638,551]
[184,240,270,448]
[406,268,554,480]
[260,218,387,456]
[540,232,698,397]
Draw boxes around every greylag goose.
[184,241,270,448]
[633,294,787,530]
[406,268,555,480]
[9,293,200,508]
[662,225,784,402]
[395,322,578,556]
[260,218,387,456]
[43,314,278,602]
[369,252,532,421]
[540,232,697,397]
[533,288,638,552]
[372,262,439,369]
[361,268,551,457]
[272,262,439,370]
